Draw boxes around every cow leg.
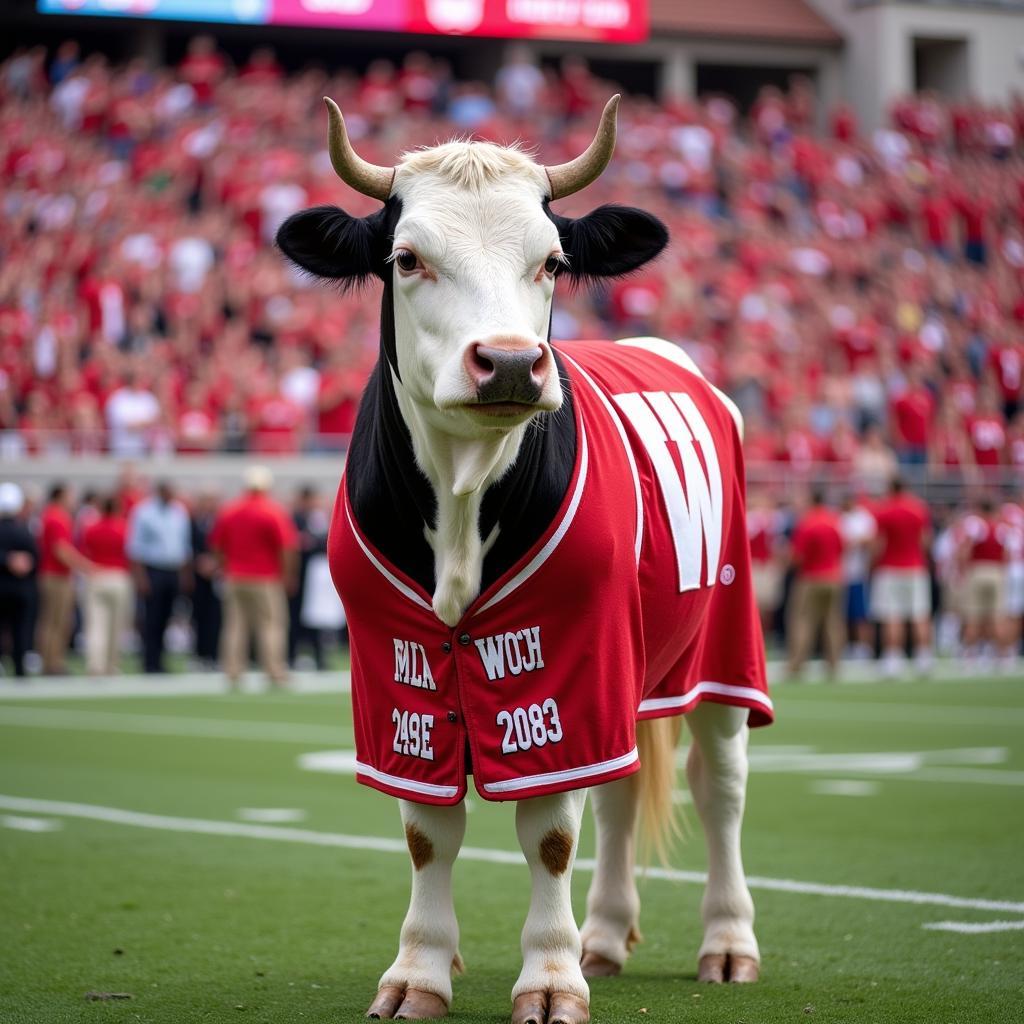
[579,775,641,977]
[685,702,760,983]
[511,790,590,1024]
[368,799,466,1020]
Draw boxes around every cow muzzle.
[464,341,551,409]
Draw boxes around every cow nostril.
[468,344,496,380]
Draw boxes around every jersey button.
[447,711,458,723]
[458,633,471,646]
[441,641,452,653]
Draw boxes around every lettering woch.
[330,340,771,805]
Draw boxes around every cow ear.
[276,205,388,287]
[551,204,669,283]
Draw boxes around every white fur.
[512,790,590,1003]
[389,150,565,626]
[579,774,641,966]
[378,799,466,1004]
[582,704,759,972]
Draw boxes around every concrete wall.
[810,0,1024,130]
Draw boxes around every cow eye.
[543,255,561,276]
[394,249,421,274]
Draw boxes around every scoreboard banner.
[38,0,649,42]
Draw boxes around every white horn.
[324,97,395,201]
[544,94,620,200]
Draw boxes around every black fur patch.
[546,203,669,286]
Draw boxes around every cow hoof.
[549,992,590,1024]
[580,950,621,978]
[367,986,448,1020]
[698,953,760,984]
[511,992,589,1024]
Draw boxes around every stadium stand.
[2,41,1023,485]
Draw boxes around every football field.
[1,672,1022,1024]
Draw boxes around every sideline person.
[80,495,133,676]
[210,467,297,689]
[127,481,192,673]
[0,483,37,678]
[870,478,933,676]
[787,489,845,679]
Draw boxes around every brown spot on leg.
[405,824,434,870]
[539,828,574,876]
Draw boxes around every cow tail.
[636,716,685,865]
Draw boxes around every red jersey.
[873,494,930,569]
[747,509,780,565]
[210,494,298,581]
[892,388,934,448]
[792,507,844,582]
[967,414,1006,466]
[38,503,73,576]
[329,340,771,806]
[963,514,1007,564]
[80,515,129,570]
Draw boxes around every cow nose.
[465,343,548,404]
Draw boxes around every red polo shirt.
[792,507,843,582]
[38,503,73,576]
[80,515,129,570]
[873,494,930,569]
[210,493,297,581]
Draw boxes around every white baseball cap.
[0,482,25,516]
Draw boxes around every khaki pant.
[84,570,134,675]
[221,579,288,685]
[37,573,74,674]
[788,578,845,676]
[964,563,1007,622]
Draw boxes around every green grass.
[1,677,1022,1023]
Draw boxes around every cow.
[276,95,772,1024]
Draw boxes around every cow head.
[277,96,668,439]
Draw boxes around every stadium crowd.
[2,470,1024,680]
[0,467,343,680]
[1,39,1024,474]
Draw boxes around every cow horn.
[544,94,620,200]
[323,97,395,201]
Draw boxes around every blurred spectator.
[79,494,132,675]
[190,490,223,670]
[870,478,933,676]
[210,466,297,689]
[36,483,93,674]
[787,489,845,678]
[0,483,37,677]
[288,485,330,670]
[840,493,877,658]
[746,491,785,641]
[106,372,160,458]
[127,481,192,673]
[958,497,1012,665]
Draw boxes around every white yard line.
[0,706,351,744]
[0,673,351,701]
[1,794,1021,918]
[922,920,1024,934]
